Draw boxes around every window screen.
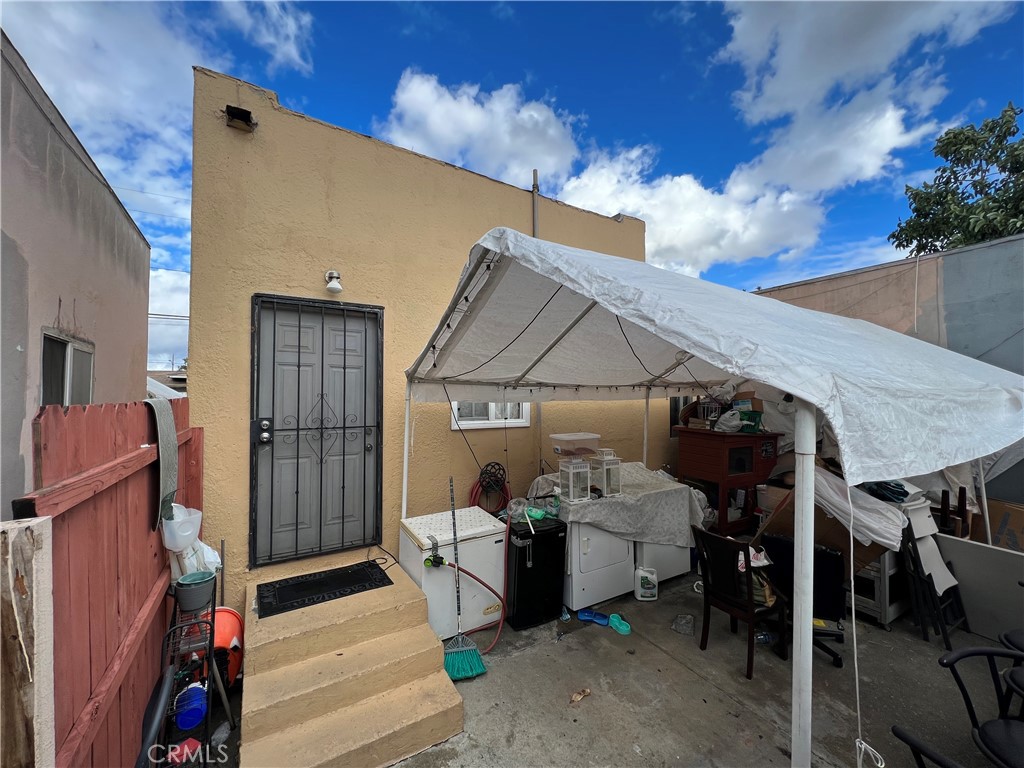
[69,348,93,405]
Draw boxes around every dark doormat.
[256,561,393,618]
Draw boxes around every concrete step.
[240,670,463,768]
[243,623,444,737]
[244,564,428,674]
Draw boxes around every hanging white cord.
[845,485,886,768]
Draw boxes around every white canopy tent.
[403,227,1024,764]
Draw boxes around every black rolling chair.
[940,646,1024,768]
[691,525,788,680]
[890,725,965,768]
[759,532,846,668]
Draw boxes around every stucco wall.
[190,68,674,610]
[1,34,149,518]
[759,235,1024,503]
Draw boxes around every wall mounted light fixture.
[325,270,343,294]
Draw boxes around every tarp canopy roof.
[407,228,1024,486]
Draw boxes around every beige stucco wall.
[757,257,945,344]
[1,34,149,518]
[190,68,674,610]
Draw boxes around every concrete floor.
[400,573,1001,768]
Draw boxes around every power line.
[114,186,191,202]
[149,313,190,320]
[127,208,191,222]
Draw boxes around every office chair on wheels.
[759,532,845,668]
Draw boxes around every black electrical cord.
[444,286,563,380]
[443,382,482,470]
[616,316,660,379]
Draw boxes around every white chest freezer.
[563,522,634,611]
[399,506,507,640]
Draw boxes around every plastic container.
[213,607,245,686]
[634,566,658,601]
[173,570,216,612]
[161,504,202,552]
[550,432,600,457]
[174,682,208,731]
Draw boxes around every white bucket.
[161,504,202,552]
[634,566,658,601]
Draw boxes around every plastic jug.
[634,566,658,601]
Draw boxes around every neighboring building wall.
[759,235,1024,502]
[190,68,672,610]
[1,32,150,518]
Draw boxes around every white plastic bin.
[550,432,600,456]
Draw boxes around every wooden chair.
[691,524,788,679]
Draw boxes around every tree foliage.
[889,103,1024,257]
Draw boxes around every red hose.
[444,503,513,655]
[469,479,511,514]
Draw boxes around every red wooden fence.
[15,399,203,768]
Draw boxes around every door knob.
[365,443,373,453]
[259,432,272,443]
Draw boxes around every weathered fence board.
[14,398,203,768]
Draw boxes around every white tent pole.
[643,389,651,466]
[791,397,816,767]
[401,379,412,520]
[976,459,992,545]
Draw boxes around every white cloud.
[718,1,1012,124]
[375,70,580,189]
[148,269,191,370]
[218,0,314,76]
[491,2,516,22]
[559,147,823,274]
[727,80,937,197]
[371,4,1012,277]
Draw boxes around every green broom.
[443,476,486,681]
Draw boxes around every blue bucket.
[174,683,208,731]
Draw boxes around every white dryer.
[563,522,634,611]
[635,541,692,582]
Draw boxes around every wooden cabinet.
[673,427,782,535]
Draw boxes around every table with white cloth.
[526,461,707,547]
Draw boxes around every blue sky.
[3,1,1022,368]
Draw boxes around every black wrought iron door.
[251,296,382,566]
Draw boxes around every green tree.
[889,103,1024,257]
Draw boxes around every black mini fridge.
[506,516,567,630]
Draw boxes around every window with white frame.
[450,401,531,430]
[41,331,94,406]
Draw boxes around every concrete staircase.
[240,566,463,768]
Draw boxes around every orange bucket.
[213,607,244,686]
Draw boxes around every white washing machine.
[399,506,506,640]
[635,542,692,582]
[563,522,634,611]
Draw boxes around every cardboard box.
[732,396,764,412]
[753,491,886,574]
[969,498,1024,552]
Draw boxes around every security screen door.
[250,295,383,566]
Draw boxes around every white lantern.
[559,459,591,504]
[590,453,622,497]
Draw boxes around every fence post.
[1,517,56,768]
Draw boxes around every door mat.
[256,561,393,618]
